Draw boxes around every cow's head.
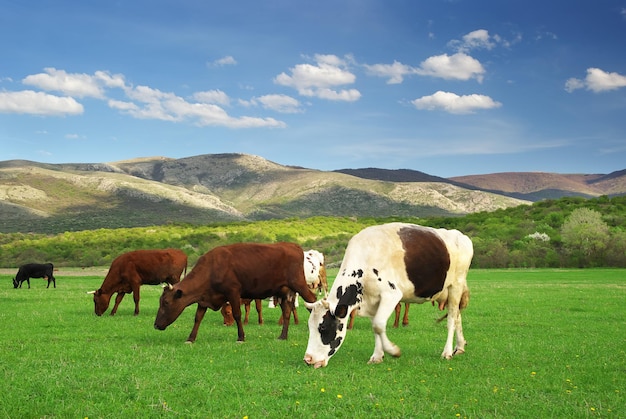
[221,302,234,326]
[90,289,111,316]
[12,277,18,288]
[303,282,363,368]
[154,284,188,331]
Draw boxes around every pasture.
[0,268,624,418]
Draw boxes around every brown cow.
[154,242,317,343]
[221,249,328,327]
[89,249,187,316]
[221,249,328,326]
[221,299,263,326]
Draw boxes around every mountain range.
[1,153,624,233]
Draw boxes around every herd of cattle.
[11,222,473,368]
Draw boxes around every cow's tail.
[435,287,469,324]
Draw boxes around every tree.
[560,208,609,267]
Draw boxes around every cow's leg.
[110,292,125,315]
[292,299,299,325]
[27,279,30,289]
[243,300,251,325]
[393,303,401,328]
[254,299,263,325]
[132,289,141,316]
[227,295,246,342]
[186,305,208,343]
[453,312,466,355]
[277,297,292,340]
[368,298,402,364]
[441,288,466,359]
[402,303,409,326]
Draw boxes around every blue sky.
[1,0,625,177]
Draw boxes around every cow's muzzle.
[303,354,326,369]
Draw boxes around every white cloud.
[415,53,485,82]
[208,56,237,67]
[274,54,361,101]
[565,68,626,92]
[254,94,302,113]
[192,90,231,106]
[363,61,416,84]
[0,90,83,115]
[449,29,520,52]
[108,99,139,112]
[455,29,495,52]
[412,91,502,114]
[11,67,286,128]
[564,77,585,93]
[22,68,105,98]
[94,71,126,89]
[116,85,286,128]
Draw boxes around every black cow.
[13,263,56,288]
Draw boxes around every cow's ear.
[174,289,183,299]
[95,289,103,296]
[335,304,349,319]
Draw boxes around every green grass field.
[0,268,624,418]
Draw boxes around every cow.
[154,242,317,343]
[220,249,327,326]
[303,223,472,368]
[304,249,328,295]
[271,249,328,326]
[221,299,263,326]
[88,249,187,316]
[13,263,56,289]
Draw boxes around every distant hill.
[449,171,626,201]
[0,153,528,233]
[336,167,626,201]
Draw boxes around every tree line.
[1,195,625,269]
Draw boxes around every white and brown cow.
[303,223,472,368]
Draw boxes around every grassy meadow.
[0,268,624,418]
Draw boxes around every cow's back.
[202,242,305,298]
[103,249,186,289]
[434,228,473,284]
[335,223,457,303]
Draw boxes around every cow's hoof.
[367,356,384,364]
[453,348,465,356]
[184,341,194,345]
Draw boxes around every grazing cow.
[303,223,472,368]
[154,242,317,343]
[13,263,56,289]
[220,249,327,326]
[271,249,328,325]
[304,249,328,295]
[221,299,263,326]
[88,249,187,316]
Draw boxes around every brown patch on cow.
[398,226,450,299]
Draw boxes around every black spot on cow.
[373,268,379,276]
[319,311,341,345]
[334,282,363,318]
[328,336,342,356]
[350,269,364,278]
[388,281,396,290]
